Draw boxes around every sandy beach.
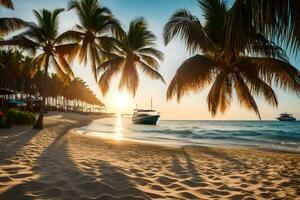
[0,112,300,200]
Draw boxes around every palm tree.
[0,0,27,39]
[98,18,165,96]
[64,0,121,81]
[4,9,78,129]
[164,0,300,118]
[225,0,300,56]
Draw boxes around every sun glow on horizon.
[113,92,132,113]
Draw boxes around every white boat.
[132,98,160,125]
[276,113,296,121]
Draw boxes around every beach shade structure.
[0,88,15,95]
[0,88,16,109]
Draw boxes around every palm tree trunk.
[33,55,50,129]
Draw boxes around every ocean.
[76,116,300,152]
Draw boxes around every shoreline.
[77,116,300,154]
[1,112,300,199]
[75,127,300,155]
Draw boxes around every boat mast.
[150,97,152,110]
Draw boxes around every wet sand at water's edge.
[0,112,300,199]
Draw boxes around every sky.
[1,0,300,120]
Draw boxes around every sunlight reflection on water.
[114,115,123,141]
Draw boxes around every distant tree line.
[0,49,104,109]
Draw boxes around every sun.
[114,92,130,110]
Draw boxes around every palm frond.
[32,53,46,70]
[33,8,64,40]
[207,72,231,116]
[245,33,288,61]
[136,47,164,61]
[97,56,124,73]
[128,17,156,50]
[0,17,27,36]
[254,0,300,55]
[3,35,39,54]
[139,54,160,69]
[97,35,120,53]
[78,40,88,64]
[198,0,227,44]
[238,57,300,95]
[55,30,83,43]
[98,58,124,95]
[98,17,164,96]
[234,74,261,119]
[167,54,217,101]
[119,57,139,96]
[89,43,101,81]
[225,0,254,55]
[163,9,215,53]
[226,0,300,57]
[55,43,81,62]
[0,0,13,9]
[52,57,72,84]
[234,59,278,106]
[68,0,121,81]
[56,55,75,79]
[138,61,165,83]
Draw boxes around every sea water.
[76,116,300,152]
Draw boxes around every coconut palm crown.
[164,0,300,118]
[97,17,165,96]
[65,0,121,81]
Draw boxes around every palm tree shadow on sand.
[0,129,41,163]
[171,150,203,184]
[171,148,252,199]
[0,128,148,200]
[0,112,77,164]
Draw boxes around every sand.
[0,112,300,200]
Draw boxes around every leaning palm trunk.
[33,55,49,129]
